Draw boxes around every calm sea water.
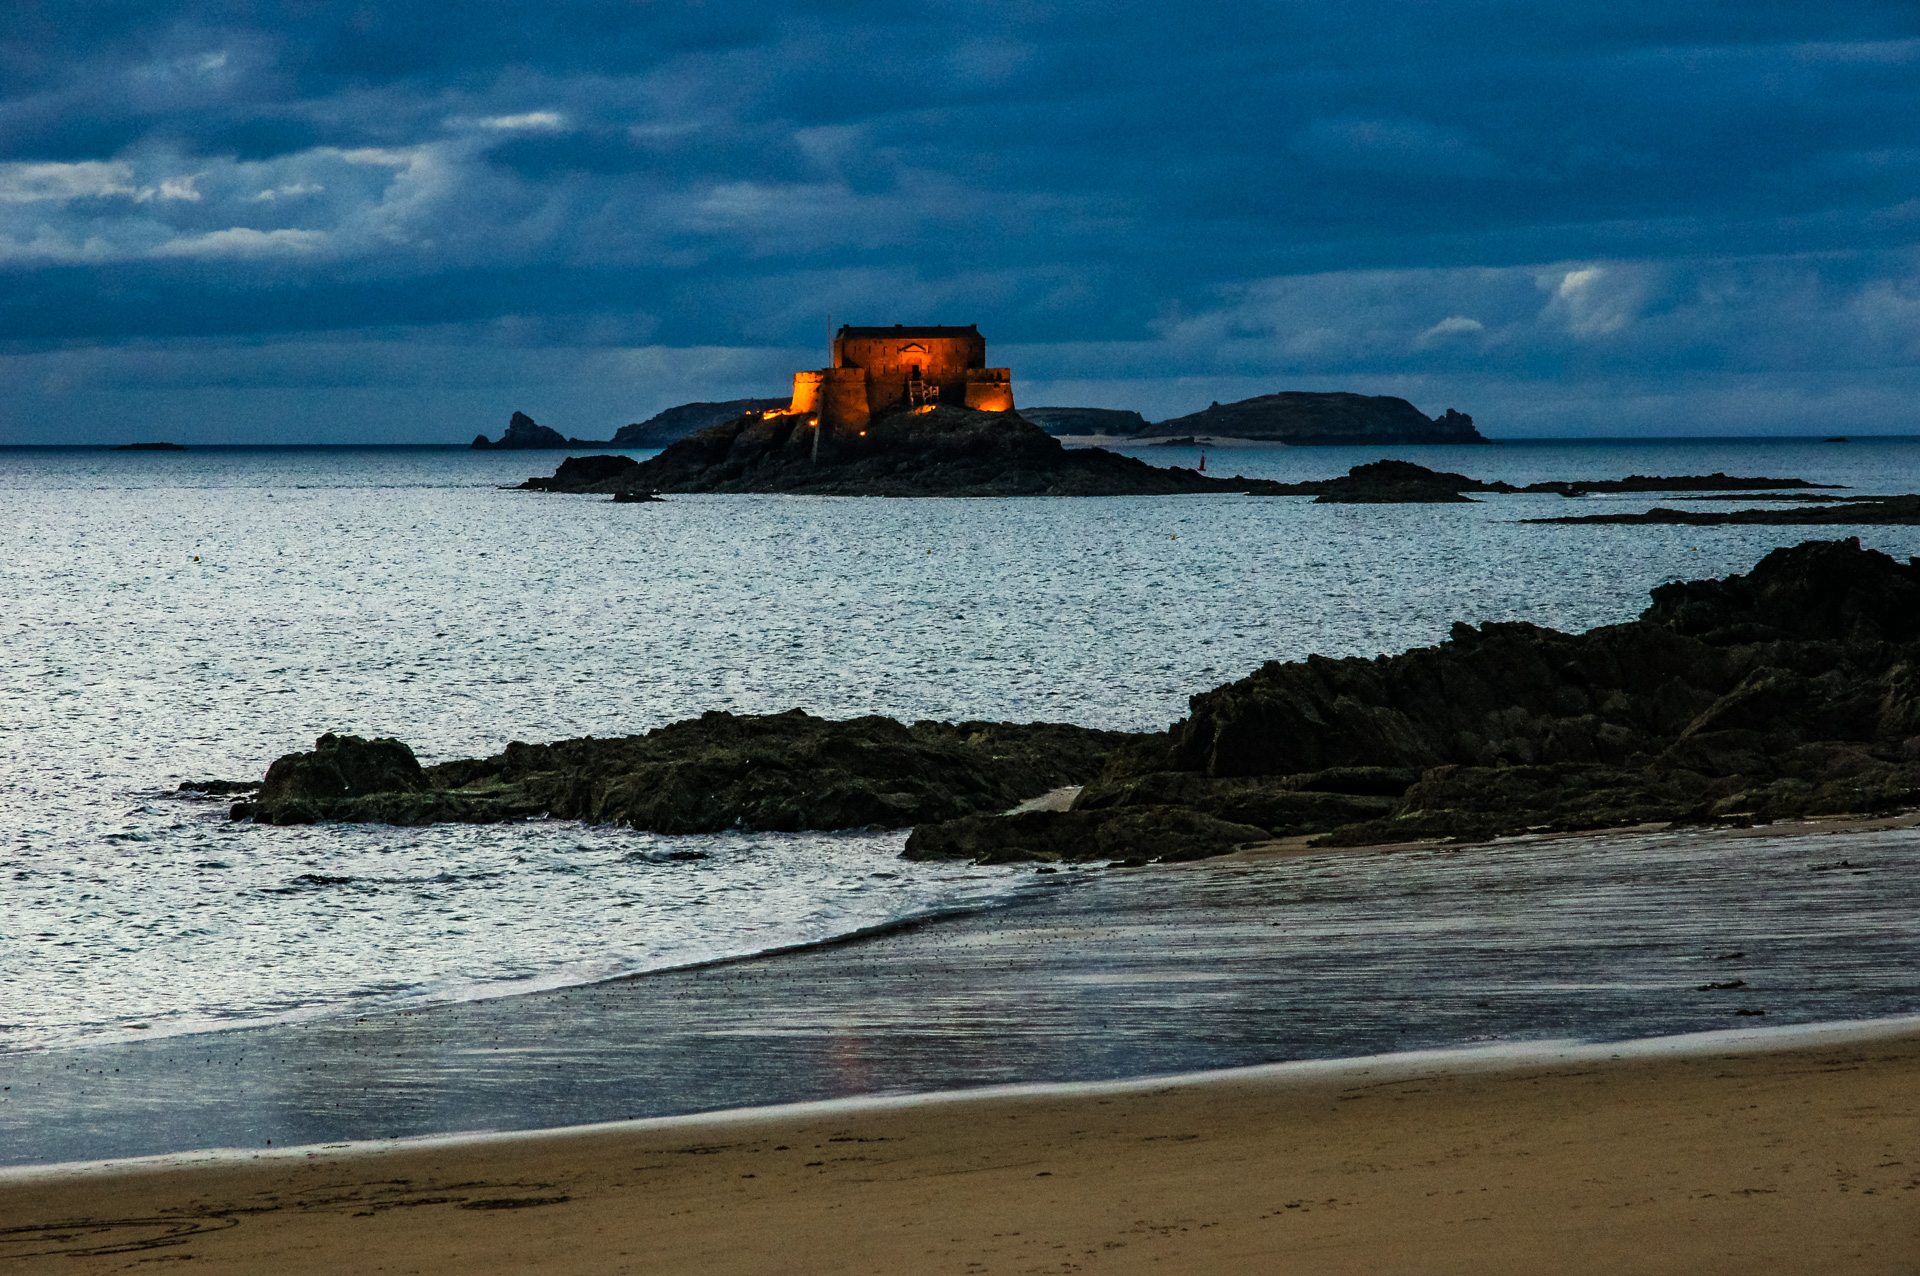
[4,437,1919,1059]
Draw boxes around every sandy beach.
[5,1023,1915,1274]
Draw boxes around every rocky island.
[514,405,1292,497]
[1260,458,1508,502]
[222,539,1920,868]
[471,411,608,449]
[497,326,1507,495]
[1140,391,1488,445]
[1005,392,1491,445]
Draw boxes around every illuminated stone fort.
[787,324,1014,432]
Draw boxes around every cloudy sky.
[4,1,1919,443]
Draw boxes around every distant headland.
[1034,391,1488,446]
[610,399,788,448]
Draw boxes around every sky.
[3,0,1920,443]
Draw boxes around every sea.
[3,437,1918,1162]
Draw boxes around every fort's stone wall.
[963,369,1013,412]
[819,367,873,433]
[788,371,823,416]
[785,324,1016,434]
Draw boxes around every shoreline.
[4,820,1913,1171]
[9,1011,1918,1184]
[6,1022,1915,1273]
[11,806,1911,1061]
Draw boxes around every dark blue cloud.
[2,1,1919,440]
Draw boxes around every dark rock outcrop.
[1142,393,1488,444]
[225,539,1920,864]
[1526,495,1920,526]
[524,405,1289,497]
[1300,459,1513,503]
[1640,540,1920,644]
[905,539,1920,862]
[177,779,258,795]
[1518,472,1838,497]
[234,733,426,823]
[472,411,608,450]
[1019,407,1151,437]
[611,399,790,448]
[513,454,642,491]
[234,712,1132,832]
[1239,463,1833,505]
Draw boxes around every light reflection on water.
[3,440,1918,1056]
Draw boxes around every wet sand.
[4,1024,1916,1274]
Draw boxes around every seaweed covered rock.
[906,539,1920,861]
[237,734,426,824]
[236,711,1132,832]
